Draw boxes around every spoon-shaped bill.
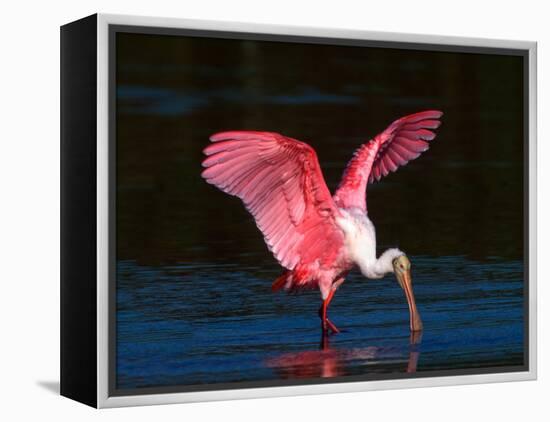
[396,269,423,332]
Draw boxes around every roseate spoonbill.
[201,110,443,334]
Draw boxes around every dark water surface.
[117,256,523,389]
[115,33,525,390]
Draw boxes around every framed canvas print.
[60,13,537,408]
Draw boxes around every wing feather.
[334,110,443,211]
[202,131,344,270]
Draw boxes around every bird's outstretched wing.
[333,110,443,211]
[202,131,344,270]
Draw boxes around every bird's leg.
[325,290,341,334]
[319,299,329,332]
[318,287,340,334]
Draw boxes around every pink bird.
[201,110,443,334]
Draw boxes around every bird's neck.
[362,248,404,279]
[336,209,404,279]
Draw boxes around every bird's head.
[392,255,423,332]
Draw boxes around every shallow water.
[115,33,525,390]
[116,254,523,389]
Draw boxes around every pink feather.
[201,131,345,272]
[334,110,443,211]
[202,110,442,293]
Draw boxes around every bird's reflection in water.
[266,332,423,379]
[407,331,422,373]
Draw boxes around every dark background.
[114,31,525,391]
[116,33,524,264]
